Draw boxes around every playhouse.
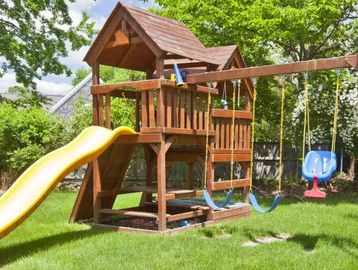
[70,3,254,233]
[1,2,357,239]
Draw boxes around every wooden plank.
[99,208,159,219]
[173,89,178,128]
[98,95,104,127]
[187,54,358,83]
[166,88,172,128]
[162,127,215,136]
[148,91,156,127]
[212,178,250,191]
[93,159,102,223]
[214,119,220,149]
[212,153,251,163]
[211,205,251,221]
[225,119,230,149]
[92,62,100,126]
[220,119,225,149]
[156,56,165,79]
[235,120,239,149]
[157,136,167,231]
[179,91,185,128]
[135,93,140,131]
[211,149,251,154]
[186,91,192,129]
[243,122,247,150]
[91,80,161,94]
[192,92,197,129]
[212,109,252,119]
[239,123,243,150]
[161,80,218,95]
[114,134,162,144]
[167,209,207,222]
[141,91,148,128]
[105,94,111,129]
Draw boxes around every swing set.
[189,55,358,213]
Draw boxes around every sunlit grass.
[1,191,358,269]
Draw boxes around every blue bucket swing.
[301,72,340,199]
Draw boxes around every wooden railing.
[212,109,252,151]
[140,81,217,135]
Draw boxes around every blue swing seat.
[204,189,234,210]
[302,151,337,182]
[249,192,281,214]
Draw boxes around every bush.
[0,103,64,189]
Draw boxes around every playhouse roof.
[84,2,218,70]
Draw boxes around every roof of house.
[84,2,219,71]
[49,74,93,114]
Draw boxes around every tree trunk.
[348,154,356,180]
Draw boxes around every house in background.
[0,91,64,110]
[49,74,94,119]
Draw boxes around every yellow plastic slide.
[0,126,135,239]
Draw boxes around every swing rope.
[230,80,239,186]
[249,85,257,193]
[302,74,311,165]
[278,79,285,192]
[203,87,212,191]
[331,71,341,153]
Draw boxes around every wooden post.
[93,159,102,223]
[135,92,140,132]
[156,56,165,79]
[157,86,165,129]
[98,95,104,127]
[105,94,111,129]
[92,62,100,126]
[157,135,167,231]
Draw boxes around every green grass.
[1,191,358,269]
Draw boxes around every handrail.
[91,79,218,96]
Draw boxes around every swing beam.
[187,55,358,83]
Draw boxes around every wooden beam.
[212,178,250,191]
[114,134,162,144]
[92,62,100,126]
[187,54,358,83]
[157,136,167,231]
[99,208,160,219]
[164,61,208,69]
[212,109,252,119]
[167,210,207,223]
[91,80,161,95]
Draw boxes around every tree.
[338,72,358,179]
[146,0,358,175]
[0,1,95,88]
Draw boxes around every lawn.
[1,191,358,270]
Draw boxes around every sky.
[0,0,156,95]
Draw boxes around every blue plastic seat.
[302,151,337,182]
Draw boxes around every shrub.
[0,103,64,189]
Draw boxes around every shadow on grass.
[0,229,110,267]
[243,229,358,258]
[288,233,358,258]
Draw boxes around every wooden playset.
[69,3,358,234]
